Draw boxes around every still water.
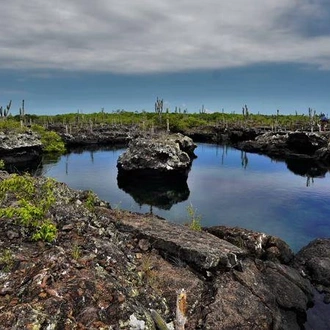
[40,143,330,253]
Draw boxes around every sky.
[1,0,330,116]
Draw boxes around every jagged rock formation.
[205,226,294,264]
[60,125,132,147]
[0,131,42,164]
[117,133,197,178]
[236,131,329,162]
[294,238,330,304]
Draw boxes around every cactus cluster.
[0,100,26,120]
[242,104,249,118]
[0,100,12,118]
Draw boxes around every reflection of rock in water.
[285,159,327,178]
[4,157,42,175]
[117,171,190,210]
[5,153,61,176]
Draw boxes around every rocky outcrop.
[0,172,318,329]
[60,127,131,147]
[236,131,330,164]
[205,226,294,265]
[0,130,42,164]
[117,133,197,178]
[227,128,259,143]
[294,238,330,303]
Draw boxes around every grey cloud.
[1,0,330,73]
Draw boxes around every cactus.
[5,100,12,117]
[0,100,12,118]
[155,97,164,124]
[19,99,25,118]
[242,104,249,118]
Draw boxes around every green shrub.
[31,125,66,154]
[71,243,81,260]
[0,159,5,170]
[0,249,14,272]
[32,221,57,243]
[0,174,58,242]
[0,119,22,132]
[84,190,96,212]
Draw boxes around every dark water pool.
[38,143,330,253]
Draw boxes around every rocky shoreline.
[1,126,330,328]
[0,170,329,329]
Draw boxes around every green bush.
[84,190,97,212]
[0,119,22,132]
[32,221,57,242]
[0,174,58,242]
[0,249,14,272]
[31,125,66,153]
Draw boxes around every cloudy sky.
[1,0,330,115]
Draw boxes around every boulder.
[295,238,330,288]
[0,131,42,164]
[204,260,313,330]
[117,133,197,177]
[237,131,330,164]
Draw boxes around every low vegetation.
[0,173,58,242]
[84,190,97,212]
[0,249,14,272]
[0,104,323,132]
[186,203,202,231]
[30,109,319,132]
[31,124,66,154]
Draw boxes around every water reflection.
[240,150,249,169]
[217,143,330,186]
[285,159,328,187]
[117,174,190,210]
[4,154,61,176]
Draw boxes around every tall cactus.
[19,99,25,118]
[155,97,164,124]
[5,100,12,117]
[0,100,12,118]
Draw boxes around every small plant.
[84,190,96,212]
[0,159,5,170]
[72,243,81,260]
[139,255,159,289]
[0,249,14,272]
[32,221,57,242]
[186,203,202,231]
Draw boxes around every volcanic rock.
[117,133,197,178]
